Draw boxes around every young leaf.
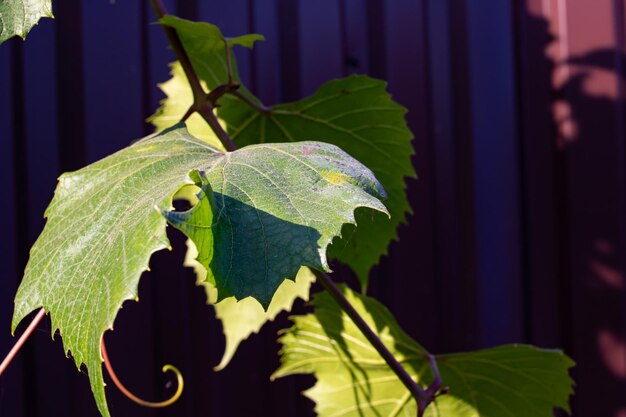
[273,286,575,417]
[12,125,386,417]
[160,15,264,51]
[185,239,315,370]
[0,0,53,44]
[159,15,263,97]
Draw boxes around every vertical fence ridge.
[277,0,300,101]
[10,38,36,417]
[55,1,85,171]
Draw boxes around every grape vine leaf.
[185,239,315,370]
[273,286,575,417]
[225,76,415,287]
[12,125,387,417]
[0,0,53,44]
[154,16,415,287]
[163,142,387,306]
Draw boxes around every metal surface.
[0,0,624,415]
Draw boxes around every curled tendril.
[100,338,184,408]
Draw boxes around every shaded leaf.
[274,286,575,417]
[152,57,414,288]
[185,239,315,370]
[163,141,388,307]
[13,126,386,416]
[224,76,415,287]
[0,0,53,44]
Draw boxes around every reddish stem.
[0,308,46,376]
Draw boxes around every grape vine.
[0,1,574,417]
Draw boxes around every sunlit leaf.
[274,286,575,417]
[0,0,53,44]
[13,126,386,416]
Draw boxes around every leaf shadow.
[168,191,326,308]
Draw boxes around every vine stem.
[149,0,236,152]
[316,272,441,416]
[149,1,443,414]
[0,308,45,376]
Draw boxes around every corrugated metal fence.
[1,0,625,416]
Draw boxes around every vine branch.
[315,271,442,416]
[149,0,236,152]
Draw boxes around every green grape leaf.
[163,142,387,307]
[225,76,415,286]
[273,286,575,417]
[185,239,315,370]
[0,0,53,44]
[155,17,413,286]
[152,16,414,287]
[13,125,386,417]
[152,57,414,288]
[160,15,264,51]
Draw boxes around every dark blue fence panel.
[251,0,281,104]
[379,0,439,350]
[298,0,343,97]
[466,0,525,346]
